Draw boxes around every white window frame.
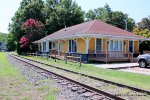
[128,40,134,53]
[68,39,77,53]
[95,38,103,51]
[109,39,123,51]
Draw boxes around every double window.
[69,40,77,52]
[109,40,123,51]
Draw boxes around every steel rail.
[9,54,124,100]
[10,54,150,95]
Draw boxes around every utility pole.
[125,14,128,31]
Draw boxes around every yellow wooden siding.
[89,38,95,50]
[77,38,86,53]
[54,41,58,49]
[134,41,139,53]
[61,40,68,52]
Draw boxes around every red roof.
[39,19,142,41]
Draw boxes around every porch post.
[46,41,49,52]
[58,41,60,51]
[38,43,40,51]
[41,42,43,52]
[58,40,61,56]
[106,38,108,64]
[86,37,89,54]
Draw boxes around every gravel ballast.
[8,55,93,100]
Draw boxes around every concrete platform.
[93,63,139,69]
[119,67,150,75]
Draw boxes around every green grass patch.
[45,88,58,100]
[0,52,57,100]
[21,55,150,90]
[0,52,19,77]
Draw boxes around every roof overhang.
[33,33,150,43]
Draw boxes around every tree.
[133,16,150,51]
[44,0,84,34]
[85,9,96,20]
[9,0,45,54]
[19,18,46,52]
[85,3,112,23]
[137,16,150,31]
[111,11,126,29]
[111,11,135,31]
[133,28,150,51]
[85,4,135,32]
[0,32,7,42]
[7,33,16,51]
[127,18,135,32]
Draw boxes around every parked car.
[137,54,150,68]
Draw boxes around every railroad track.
[9,54,123,100]
[9,54,150,99]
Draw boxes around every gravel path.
[11,55,150,100]
[8,55,93,100]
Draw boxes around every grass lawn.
[0,52,57,100]
[21,54,150,90]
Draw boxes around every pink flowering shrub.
[19,37,29,48]
[22,18,36,28]
[20,18,45,49]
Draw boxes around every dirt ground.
[0,76,58,100]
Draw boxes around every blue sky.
[0,0,150,33]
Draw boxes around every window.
[43,42,46,51]
[49,42,54,50]
[109,40,123,51]
[110,40,113,51]
[114,41,118,51]
[129,41,133,53]
[96,39,102,51]
[69,40,77,52]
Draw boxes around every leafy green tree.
[7,33,16,51]
[9,0,45,54]
[127,18,135,32]
[19,18,46,52]
[0,32,7,42]
[111,11,126,29]
[85,4,135,32]
[133,16,150,51]
[85,4,112,23]
[85,9,96,20]
[137,16,150,31]
[133,28,150,51]
[44,0,84,34]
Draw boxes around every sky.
[0,0,150,33]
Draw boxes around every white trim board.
[36,33,148,43]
